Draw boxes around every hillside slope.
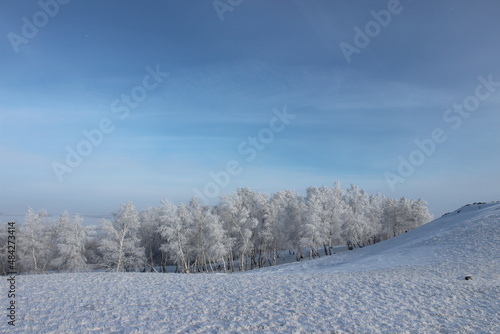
[251,202,500,277]
[5,203,499,333]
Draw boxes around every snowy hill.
[251,202,500,276]
[6,203,499,333]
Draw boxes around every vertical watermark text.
[6,221,17,326]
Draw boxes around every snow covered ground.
[5,203,499,333]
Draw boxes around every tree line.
[0,183,432,275]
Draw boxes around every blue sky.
[1,0,499,221]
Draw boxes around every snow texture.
[4,203,499,333]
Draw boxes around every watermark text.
[7,0,71,54]
[6,222,17,326]
[385,74,500,191]
[51,65,168,182]
[193,106,295,202]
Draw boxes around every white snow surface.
[5,203,500,333]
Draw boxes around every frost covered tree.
[189,198,209,272]
[217,189,264,271]
[203,210,231,272]
[363,193,384,245]
[333,183,348,244]
[406,198,433,231]
[264,190,304,265]
[381,197,399,239]
[158,199,193,273]
[261,192,286,266]
[99,202,144,272]
[302,187,324,258]
[189,197,229,272]
[82,224,99,268]
[51,211,87,272]
[303,184,345,258]
[322,182,345,254]
[139,206,164,272]
[0,221,10,275]
[342,185,373,249]
[283,191,306,261]
[192,199,224,271]
[242,189,269,269]
[17,207,55,274]
[379,197,432,242]
[394,197,433,235]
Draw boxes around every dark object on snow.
[465,276,472,280]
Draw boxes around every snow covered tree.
[217,189,263,271]
[412,198,433,226]
[189,197,229,272]
[381,197,399,239]
[380,197,432,240]
[342,184,372,249]
[51,211,87,272]
[188,198,229,271]
[323,182,346,254]
[139,206,164,272]
[0,221,10,275]
[261,192,285,266]
[283,191,306,261]
[17,207,55,274]
[396,198,433,234]
[203,210,230,272]
[189,197,209,272]
[395,197,414,236]
[157,199,193,273]
[263,190,304,265]
[364,193,384,245]
[241,189,269,269]
[82,224,100,269]
[302,186,333,258]
[99,202,144,272]
[302,183,345,257]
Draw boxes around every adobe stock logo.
[193,106,295,203]
[339,0,404,64]
[51,65,168,183]
[7,0,71,54]
[385,74,500,191]
[213,0,243,21]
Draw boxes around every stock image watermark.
[213,0,243,21]
[339,0,405,64]
[7,0,71,54]
[6,221,17,326]
[193,106,295,203]
[385,74,500,191]
[51,64,168,183]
